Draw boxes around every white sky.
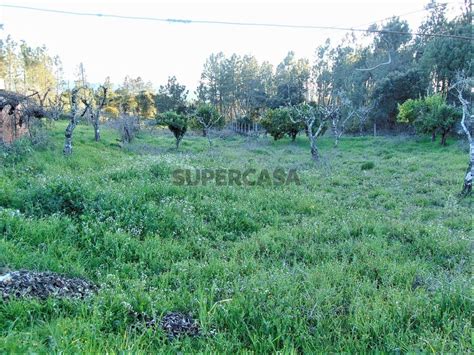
[0,0,465,92]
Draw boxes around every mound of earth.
[0,270,97,300]
[131,310,200,339]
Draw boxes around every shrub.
[361,161,375,170]
[0,138,33,166]
[20,177,90,217]
[28,120,53,150]
[0,121,52,166]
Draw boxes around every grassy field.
[0,121,471,352]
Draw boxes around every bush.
[21,177,90,217]
[0,138,34,166]
[361,161,375,170]
[0,121,52,166]
[28,119,53,150]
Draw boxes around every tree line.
[1,1,470,132]
[0,1,472,193]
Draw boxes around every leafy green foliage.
[396,98,424,124]
[154,76,188,114]
[371,69,427,126]
[135,90,156,118]
[193,103,225,132]
[157,111,188,148]
[261,107,302,141]
[20,177,90,217]
[398,94,460,145]
[0,138,34,165]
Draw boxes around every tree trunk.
[310,137,319,160]
[461,142,473,195]
[206,129,212,147]
[64,90,78,155]
[332,119,339,147]
[63,119,76,155]
[440,131,448,146]
[93,121,100,142]
[431,131,436,142]
[373,121,377,137]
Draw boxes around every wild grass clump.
[0,138,34,165]
[19,176,91,217]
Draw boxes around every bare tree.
[0,91,45,143]
[450,72,473,195]
[330,93,357,147]
[63,88,89,155]
[291,104,329,160]
[355,104,373,136]
[47,93,66,121]
[82,86,108,142]
[28,88,51,111]
[115,115,140,144]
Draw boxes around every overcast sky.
[0,0,465,92]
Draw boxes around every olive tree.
[330,93,357,147]
[63,88,89,155]
[82,86,108,142]
[193,103,224,146]
[158,111,188,149]
[290,103,329,160]
[450,73,473,196]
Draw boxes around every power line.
[351,1,464,29]
[352,8,432,30]
[1,4,472,41]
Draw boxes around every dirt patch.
[131,310,200,339]
[0,270,97,300]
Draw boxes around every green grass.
[0,121,471,352]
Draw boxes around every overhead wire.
[0,4,471,41]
